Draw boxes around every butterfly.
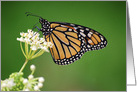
[26,12,107,65]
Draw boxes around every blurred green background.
[1,1,126,91]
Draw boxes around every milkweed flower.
[17,29,53,60]
[17,29,53,73]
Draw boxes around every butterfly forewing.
[44,22,87,65]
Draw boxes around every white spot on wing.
[88,33,91,37]
[89,32,93,35]
[87,45,90,48]
[78,26,82,28]
[80,29,84,32]
[86,28,89,31]
[80,32,86,37]
[104,41,107,44]
[70,24,75,26]
[88,40,93,43]
[61,25,67,28]
[74,27,78,30]
[69,28,72,31]
[101,37,104,41]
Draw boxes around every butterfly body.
[39,18,107,65]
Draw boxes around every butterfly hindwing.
[74,26,107,51]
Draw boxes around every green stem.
[25,42,28,57]
[28,48,32,59]
[20,42,27,58]
[19,59,28,73]
[31,50,45,60]
[29,50,37,59]
[31,70,35,75]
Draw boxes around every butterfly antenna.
[25,12,42,18]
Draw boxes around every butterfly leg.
[32,26,41,31]
[29,26,41,39]
[32,22,40,30]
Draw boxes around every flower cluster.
[17,29,53,60]
[1,65,45,91]
[17,29,53,51]
[1,78,16,91]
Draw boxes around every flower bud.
[34,86,39,91]
[28,75,34,80]
[23,79,28,84]
[38,83,43,88]
[30,65,36,71]
[38,77,45,83]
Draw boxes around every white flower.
[21,33,27,37]
[17,37,24,42]
[38,77,45,83]
[43,42,48,46]
[34,86,39,91]
[30,65,36,71]
[23,79,28,84]
[20,32,24,37]
[38,83,43,88]
[30,45,37,50]
[40,38,45,42]
[28,29,32,33]
[28,75,34,80]
[41,47,49,52]
[35,32,40,37]
[17,29,53,51]
[24,38,31,44]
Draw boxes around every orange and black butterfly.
[26,12,107,65]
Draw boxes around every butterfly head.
[25,12,52,34]
[39,18,51,34]
[39,18,48,24]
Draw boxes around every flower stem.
[28,48,32,59]
[25,42,28,57]
[31,70,35,75]
[20,42,27,58]
[29,50,37,59]
[19,59,28,73]
[31,50,45,60]
[29,48,32,56]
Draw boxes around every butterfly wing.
[45,22,107,65]
[68,23,108,51]
[45,22,86,65]
[50,22,107,51]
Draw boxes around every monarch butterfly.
[26,12,107,65]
